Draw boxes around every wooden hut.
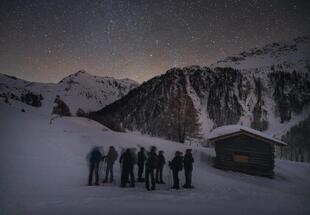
[208,125,286,177]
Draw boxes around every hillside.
[91,68,310,138]
[90,37,310,144]
[1,103,310,215]
[0,70,138,115]
[213,36,310,70]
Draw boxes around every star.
[0,0,309,83]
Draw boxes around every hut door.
[233,152,249,163]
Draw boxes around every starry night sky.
[1,0,310,83]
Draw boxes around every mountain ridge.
[213,35,310,70]
[0,70,139,115]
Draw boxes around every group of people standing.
[87,146,118,186]
[87,145,194,191]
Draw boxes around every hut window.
[233,152,249,163]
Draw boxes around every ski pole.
[99,161,104,182]
[169,167,173,191]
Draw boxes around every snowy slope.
[213,36,310,71]
[0,70,138,115]
[211,36,310,137]
[1,103,310,215]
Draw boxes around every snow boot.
[183,184,194,189]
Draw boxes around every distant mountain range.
[213,36,310,70]
[1,36,309,145]
[0,70,138,115]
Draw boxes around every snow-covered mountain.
[213,36,310,70]
[0,70,138,115]
[91,36,310,143]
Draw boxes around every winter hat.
[175,151,181,156]
[150,146,156,152]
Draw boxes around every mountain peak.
[1,70,139,116]
[59,70,94,83]
[59,70,139,86]
[75,70,87,75]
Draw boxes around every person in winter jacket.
[137,147,147,182]
[119,148,135,187]
[156,150,166,184]
[87,146,103,186]
[103,146,118,183]
[169,151,183,189]
[183,149,194,188]
[145,146,158,191]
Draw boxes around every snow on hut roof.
[208,125,287,146]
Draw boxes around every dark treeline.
[276,116,310,163]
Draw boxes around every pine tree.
[52,95,71,116]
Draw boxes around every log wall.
[214,134,275,177]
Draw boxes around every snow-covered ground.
[0,104,310,215]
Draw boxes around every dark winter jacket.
[145,152,158,170]
[88,148,102,165]
[137,150,146,166]
[170,155,183,171]
[157,154,166,168]
[184,152,194,171]
[130,149,137,165]
[120,151,134,169]
[106,149,118,164]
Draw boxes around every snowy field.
[0,104,310,215]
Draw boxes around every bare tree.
[170,88,201,143]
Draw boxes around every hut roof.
[208,125,287,146]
